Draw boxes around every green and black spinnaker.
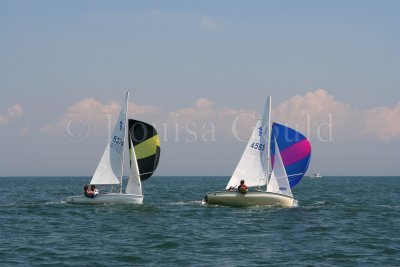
[128,119,160,181]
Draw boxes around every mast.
[119,91,129,193]
[265,96,272,191]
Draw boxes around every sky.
[1,0,399,176]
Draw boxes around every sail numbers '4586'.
[250,142,265,151]
[110,135,124,153]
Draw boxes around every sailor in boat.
[84,184,98,198]
[90,184,99,197]
[237,180,248,194]
[83,185,90,197]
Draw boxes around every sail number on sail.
[250,142,265,151]
[110,136,124,153]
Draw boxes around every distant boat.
[203,96,311,207]
[66,92,160,204]
[310,173,322,178]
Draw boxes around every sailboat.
[310,172,322,178]
[66,92,160,204]
[203,96,311,207]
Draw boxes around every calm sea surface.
[0,176,399,266]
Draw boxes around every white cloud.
[39,90,400,143]
[196,98,212,109]
[273,89,350,123]
[128,102,159,117]
[161,98,256,142]
[364,102,400,142]
[0,104,24,126]
[40,98,159,139]
[39,98,120,137]
[272,89,400,142]
[197,17,223,31]
[144,10,223,31]
[272,89,359,142]
[40,95,254,144]
[39,124,57,135]
[166,99,215,127]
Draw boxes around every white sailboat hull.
[204,190,296,208]
[66,193,143,204]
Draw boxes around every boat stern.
[66,193,144,204]
[204,190,295,207]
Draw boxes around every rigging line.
[273,172,304,179]
[121,171,154,179]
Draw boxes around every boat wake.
[0,200,66,207]
[297,200,327,210]
[169,200,204,206]
[312,201,327,206]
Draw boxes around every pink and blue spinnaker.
[270,123,311,187]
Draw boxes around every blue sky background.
[1,1,399,176]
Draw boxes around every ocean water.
[0,176,399,266]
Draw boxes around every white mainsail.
[125,137,143,195]
[267,140,293,197]
[226,97,271,189]
[90,92,129,185]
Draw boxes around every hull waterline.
[66,193,143,204]
[204,190,296,207]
